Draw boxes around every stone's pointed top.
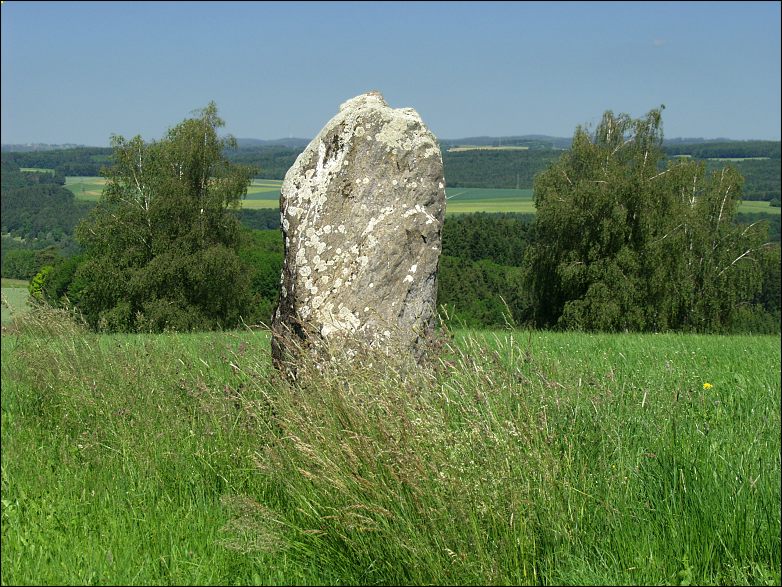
[339,91,387,112]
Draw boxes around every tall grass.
[2,308,780,585]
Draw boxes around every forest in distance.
[2,138,780,202]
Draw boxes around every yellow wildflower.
[703,382,713,390]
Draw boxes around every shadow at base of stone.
[269,315,452,386]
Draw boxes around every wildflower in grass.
[703,382,713,390]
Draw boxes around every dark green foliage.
[65,103,257,332]
[442,149,561,189]
[237,228,284,325]
[744,244,782,333]
[234,208,281,230]
[664,140,780,158]
[1,147,113,176]
[437,255,530,327]
[40,254,84,306]
[1,249,39,280]
[705,158,780,202]
[437,213,535,327]
[1,234,82,279]
[735,212,780,242]
[442,212,534,266]
[440,135,573,149]
[226,146,302,179]
[663,142,780,202]
[0,167,93,241]
[525,108,771,333]
[0,166,87,278]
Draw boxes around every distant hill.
[663,137,733,145]
[440,135,572,149]
[1,143,93,152]
[437,136,781,149]
[235,137,311,149]
[5,136,777,153]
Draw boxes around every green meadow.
[19,167,55,174]
[447,145,530,152]
[445,187,535,214]
[242,179,284,209]
[65,177,284,209]
[1,307,780,585]
[707,157,771,162]
[1,279,30,326]
[64,177,778,215]
[739,200,782,215]
[65,176,106,200]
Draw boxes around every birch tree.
[73,103,256,331]
[524,108,767,332]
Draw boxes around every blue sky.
[2,1,780,146]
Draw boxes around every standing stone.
[271,91,446,373]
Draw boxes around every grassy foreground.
[1,312,780,585]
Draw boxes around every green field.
[63,176,779,215]
[19,167,55,174]
[447,145,530,152]
[1,282,30,325]
[1,278,30,287]
[242,179,283,209]
[1,315,780,585]
[707,157,771,161]
[65,175,106,200]
[738,200,782,215]
[65,177,283,208]
[446,187,535,214]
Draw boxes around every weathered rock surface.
[271,91,446,372]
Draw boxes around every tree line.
[5,104,781,334]
[1,160,88,279]
[3,137,779,200]
[664,140,780,159]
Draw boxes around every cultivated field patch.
[20,167,55,174]
[739,200,781,215]
[65,176,105,200]
[707,156,771,161]
[447,145,530,152]
[1,283,30,326]
[62,177,778,215]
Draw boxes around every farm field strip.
[1,284,30,325]
[447,145,530,152]
[737,200,781,215]
[445,200,537,214]
[2,277,29,288]
[65,176,105,200]
[707,156,771,161]
[63,177,779,215]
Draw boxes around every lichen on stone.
[272,91,446,373]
